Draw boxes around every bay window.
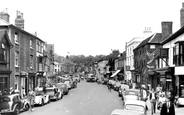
[174,41,184,65]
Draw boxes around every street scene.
[1,0,184,115]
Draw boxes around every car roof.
[125,100,146,107]
[1,94,19,98]
[126,89,139,91]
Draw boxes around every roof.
[135,33,162,50]
[0,24,44,43]
[161,25,184,45]
[0,30,13,48]
[125,100,146,107]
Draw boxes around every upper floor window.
[150,45,155,49]
[15,51,19,67]
[30,38,33,48]
[173,41,184,66]
[30,55,33,68]
[14,32,19,44]
[0,43,6,62]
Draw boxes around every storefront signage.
[160,48,168,58]
[175,66,184,75]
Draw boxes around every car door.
[13,96,21,111]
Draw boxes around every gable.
[0,30,13,48]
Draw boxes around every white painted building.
[125,37,145,80]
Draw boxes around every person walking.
[160,97,175,115]
[28,89,35,111]
[150,88,157,114]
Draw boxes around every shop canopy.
[110,70,121,78]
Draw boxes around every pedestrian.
[160,97,175,115]
[28,89,35,111]
[10,87,15,94]
[150,88,157,114]
[21,86,26,98]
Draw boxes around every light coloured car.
[118,84,129,97]
[122,89,140,101]
[175,96,184,107]
[57,83,69,95]
[110,100,147,115]
[34,89,50,106]
[46,86,63,101]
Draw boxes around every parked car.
[86,74,96,82]
[73,76,80,82]
[57,83,69,95]
[118,84,129,97]
[64,80,72,89]
[114,82,121,91]
[34,89,50,106]
[111,100,147,115]
[46,86,63,101]
[0,94,30,115]
[108,80,116,89]
[175,96,184,107]
[122,89,141,101]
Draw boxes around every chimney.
[161,22,172,41]
[15,10,24,30]
[181,3,184,28]
[0,8,10,23]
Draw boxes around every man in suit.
[160,97,175,115]
[150,88,157,114]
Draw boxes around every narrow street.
[20,81,123,115]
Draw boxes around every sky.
[1,0,184,56]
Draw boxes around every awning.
[110,70,121,78]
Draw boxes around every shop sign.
[175,66,184,75]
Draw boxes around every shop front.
[175,66,184,97]
[155,67,175,92]
[0,73,10,94]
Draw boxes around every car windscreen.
[125,104,144,112]
[125,90,138,95]
[35,91,43,96]
[0,97,11,103]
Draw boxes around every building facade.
[0,30,13,94]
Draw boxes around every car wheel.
[14,106,20,115]
[25,104,30,111]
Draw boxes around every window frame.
[14,32,19,44]
[0,43,6,62]
[15,51,19,67]
[173,41,184,66]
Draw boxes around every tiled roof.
[135,33,162,50]
[135,34,153,49]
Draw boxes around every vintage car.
[57,83,69,95]
[175,96,184,107]
[46,86,63,101]
[0,94,30,115]
[34,89,50,106]
[110,100,147,115]
[86,74,96,82]
[122,89,141,101]
[118,84,129,97]
[114,82,121,91]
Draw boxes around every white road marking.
[65,110,69,113]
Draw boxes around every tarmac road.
[20,81,123,115]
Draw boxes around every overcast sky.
[1,0,184,56]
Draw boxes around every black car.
[86,74,96,82]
